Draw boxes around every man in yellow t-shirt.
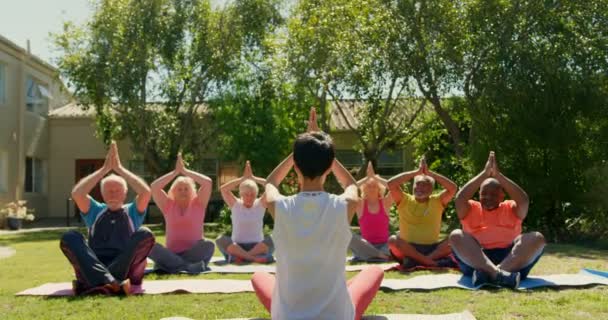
[387,157,457,267]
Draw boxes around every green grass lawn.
[1,226,607,320]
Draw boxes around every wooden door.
[75,159,105,202]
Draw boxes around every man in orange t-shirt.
[449,152,545,288]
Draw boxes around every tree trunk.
[318,91,330,133]
[430,96,463,157]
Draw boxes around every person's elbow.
[518,192,530,209]
[71,187,84,200]
[138,185,152,198]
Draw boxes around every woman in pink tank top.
[148,154,216,274]
[349,162,394,262]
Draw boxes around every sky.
[0,0,230,67]
[0,0,93,66]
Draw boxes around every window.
[25,157,46,193]
[219,164,239,186]
[25,76,51,114]
[0,151,7,193]
[335,149,405,176]
[0,64,5,104]
[376,150,404,176]
[128,160,153,183]
[194,159,219,190]
[335,150,364,170]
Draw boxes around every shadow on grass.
[544,243,608,260]
[0,224,227,246]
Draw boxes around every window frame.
[24,156,47,194]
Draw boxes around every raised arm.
[357,162,393,211]
[427,169,458,207]
[150,169,178,212]
[244,161,268,208]
[220,176,245,208]
[71,146,113,213]
[455,152,493,219]
[331,159,359,223]
[179,155,213,209]
[387,157,424,205]
[265,154,294,219]
[493,156,529,219]
[112,143,151,213]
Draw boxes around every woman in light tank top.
[349,162,394,262]
[216,161,274,264]
[148,154,215,274]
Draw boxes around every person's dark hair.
[293,131,335,179]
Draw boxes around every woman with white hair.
[216,161,274,264]
[148,154,215,274]
[348,162,394,262]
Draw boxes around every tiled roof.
[51,99,424,130]
[49,102,210,119]
[329,99,426,131]
[48,102,95,119]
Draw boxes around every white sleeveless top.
[272,192,354,320]
[231,198,265,243]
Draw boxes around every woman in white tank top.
[216,161,274,264]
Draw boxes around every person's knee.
[366,266,385,279]
[215,235,230,246]
[133,227,155,242]
[388,235,398,246]
[526,231,546,247]
[201,239,216,252]
[60,230,83,246]
[252,271,273,285]
[448,229,465,245]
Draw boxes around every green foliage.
[462,0,608,240]
[54,0,283,175]
[210,62,311,175]
[286,0,427,173]
[54,0,608,240]
[412,98,474,228]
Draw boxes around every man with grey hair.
[449,151,545,288]
[60,141,155,295]
[387,156,458,267]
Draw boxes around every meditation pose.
[60,142,155,295]
[216,161,274,264]
[449,151,545,288]
[387,157,457,267]
[348,162,393,262]
[148,153,215,274]
[251,108,384,320]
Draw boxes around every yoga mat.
[221,311,476,320]
[145,257,396,274]
[380,269,608,291]
[16,279,254,296]
[391,265,459,273]
[18,269,608,296]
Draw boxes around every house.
[1,34,412,223]
[0,35,71,220]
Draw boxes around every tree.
[54,0,282,175]
[462,0,608,240]
[211,66,310,175]
[387,0,468,157]
[286,0,427,175]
